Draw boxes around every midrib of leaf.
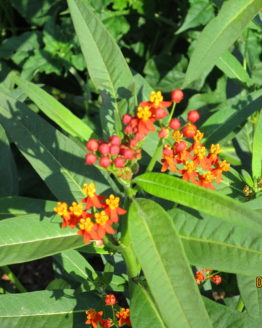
[0,104,84,198]
[73,0,120,118]
[0,232,78,248]
[136,203,201,328]
[0,309,84,318]
[217,55,244,81]
[136,177,261,232]
[62,253,88,278]
[180,235,262,257]
[193,1,254,64]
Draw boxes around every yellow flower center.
[220,160,230,172]
[184,161,195,173]
[136,106,152,121]
[210,144,222,156]
[194,145,206,159]
[69,202,83,216]
[105,194,120,209]
[79,217,94,232]
[194,130,204,141]
[172,131,183,142]
[202,172,215,183]
[95,211,109,226]
[150,91,163,106]
[82,182,96,197]
[54,202,68,216]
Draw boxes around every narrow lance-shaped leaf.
[183,0,261,87]
[131,283,167,328]
[252,110,262,179]
[135,173,262,234]
[67,0,136,136]
[129,198,212,328]
[0,91,109,203]
[215,51,250,83]
[0,214,84,266]
[170,207,262,276]
[12,75,94,141]
[0,124,18,196]
[0,290,100,328]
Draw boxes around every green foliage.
[0,0,261,327]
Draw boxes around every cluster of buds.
[160,110,230,190]
[85,90,181,180]
[195,269,222,285]
[243,185,254,197]
[85,294,131,327]
[54,182,126,244]
[243,178,262,198]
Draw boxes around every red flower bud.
[114,157,125,168]
[122,114,132,125]
[109,145,120,156]
[171,89,184,103]
[122,148,134,160]
[109,135,121,145]
[182,124,197,138]
[105,294,117,306]
[154,107,168,120]
[86,139,99,152]
[85,153,97,165]
[175,141,186,152]
[210,275,222,285]
[169,118,181,130]
[158,127,169,138]
[99,156,111,168]
[124,125,133,135]
[187,110,200,123]
[98,143,110,155]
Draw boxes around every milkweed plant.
[0,0,261,327]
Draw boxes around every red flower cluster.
[85,91,173,180]
[85,295,131,327]
[160,110,230,190]
[195,269,222,285]
[54,182,126,244]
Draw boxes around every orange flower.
[212,160,230,183]
[105,195,126,223]
[85,309,104,328]
[140,91,172,110]
[54,202,83,228]
[116,308,131,327]
[105,294,117,306]
[195,270,205,285]
[82,183,104,210]
[181,161,198,183]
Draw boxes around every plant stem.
[146,102,177,173]
[236,296,245,312]
[1,266,27,293]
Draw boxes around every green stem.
[236,296,245,312]
[1,266,27,292]
[146,102,177,173]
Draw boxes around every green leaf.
[0,213,84,266]
[135,173,262,233]
[176,0,214,35]
[0,289,100,328]
[129,198,212,328]
[13,76,94,141]
[183,0,261,87]
[215,51,250,83]
[201,89,262,145]
[0,197,55,219]
[67,0,136,136]
[0,91,109,202]
[171,207,262,276]
[252,111,262,179]
[237,274,262,319]
[54,249,97,285]
[0,124,18,196]
[203,296,260,327]
[131,283,167,328]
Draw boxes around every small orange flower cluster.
[85,294,131,327]
[195,269,222,285]
[160,111,230,189]
[85,91,174,180]
[54,183,126,244]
